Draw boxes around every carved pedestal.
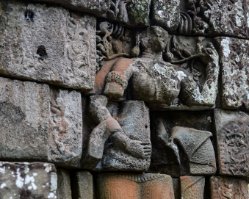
[97,173,175,199]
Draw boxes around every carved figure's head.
[140,26,169,53]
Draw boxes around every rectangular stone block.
[214,109,249,177]
[152,0,180,32]
[210,176,249,199]
[29,0,151,27]
[97,173,175,199]
[180,176,205,199]
[57,169,72,199]
[0,162,57,199]
[0,1,96,90]
[0,77,83,167]
[153,0,249,38]
[73,172,94,199]
[217,37,249,109]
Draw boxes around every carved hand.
[125,140,151,159]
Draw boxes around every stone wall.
[0,0,248,198]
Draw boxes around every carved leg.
[87,121,110,160]
[97,174,139,199]
[142,176,175,199]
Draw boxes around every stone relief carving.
[0,1,96,90]
[215,110,249,177]
[108,0,131,23]
[152,0,249,38]
[85,95,151,171]
[95,25,219,109]
[210,176,249,199]
[96,21,135,66]
[162,125,216,175]
[150,111,214,176]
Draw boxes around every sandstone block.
[57,169,72,199]
[97,173,175,199]
[210,176,249,199]
[0,1,96,90]
[214,109,249,177]
[29,0,151,27]
[156,0,249,38]
[217,37,249,109]
[73,172,94,199]
[198,0,249,38]
[0,162,57,199]
[0,77,83,167]
[152,0,180,32]
[180,176,205,199]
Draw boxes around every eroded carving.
[210,176,249,199]
[85,95,151,171]
[215,110,249,177]
[48,89,83,167]
[108,0,132,23]
[96,26,219,109]
[150,113,216,176]
[96,21,134,66]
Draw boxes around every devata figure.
[96,25,219,108]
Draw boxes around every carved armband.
[106,71,128,88]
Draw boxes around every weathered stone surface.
[29,0,151,27]
[152,0,180,32]
[159,0,249,38]
[0,1,96,90]
[95,20,136,69]
[150,111,216,176]
[30,0,111,17]
[0,162,57,199]
[217,37,249,109]
[102,100,151,171]
[180,176,205,199]
[57,169,72,199]
[210,176,249,199]
[73,172,94,199]
[0,77,83,167]
[97,173,175,199]
[85,96,151,171]
[97,26,219,110]
[171,127,216,175]
[195,0,249,37]
[214,109,249,177]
